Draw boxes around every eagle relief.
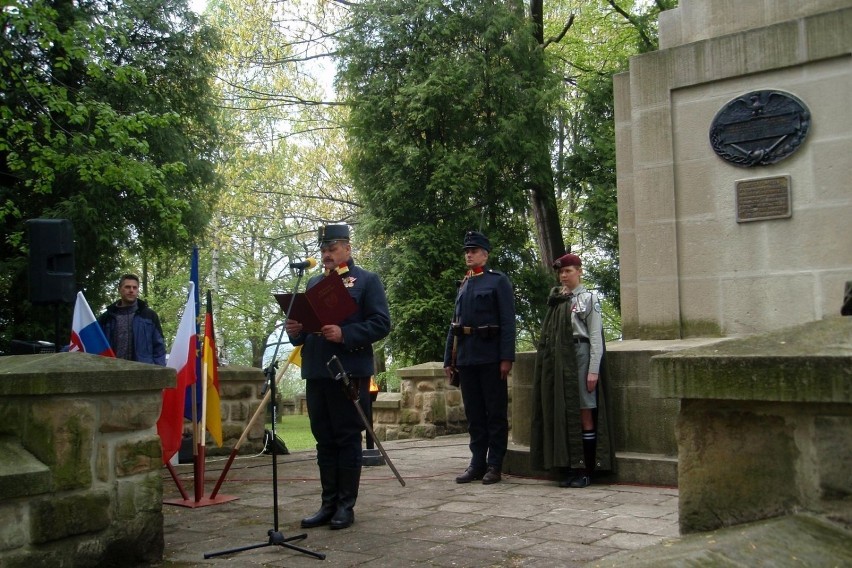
[709,90,810,167]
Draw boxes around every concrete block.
[633,110,675,167]
[810,137,852,202]
[629,51,673,108]
[0,502,27,552]
[634,166,677,224]
[815,415,852,498]
[651,317,852,403]
[634,222,679,280]
[804,7,852,61]
[99,393,161,432]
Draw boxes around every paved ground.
[157,435,680,567]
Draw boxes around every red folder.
[274,272,358,333]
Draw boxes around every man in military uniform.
[444,231,516,484]
[286,224,391,529]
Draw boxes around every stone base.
[616,451,678,487]
[504,444,677,487]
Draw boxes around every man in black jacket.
[286,224,391,530]
[444,231,516,485]
[99,273,166,365]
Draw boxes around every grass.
[265,413,316,452]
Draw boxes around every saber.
[326,355,406,487]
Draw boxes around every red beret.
[552,253,581,269]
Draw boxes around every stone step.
[504,444,678,487]
[0,436,51,500]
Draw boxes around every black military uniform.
[289,224,391,530]
[444,231,516,484]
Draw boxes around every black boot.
[330,467,361,530]
[300,466,337,528]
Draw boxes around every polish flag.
[157,283,197,464]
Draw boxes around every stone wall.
[0,353,173,567]
[372,362,469,440]
[209,365,268,456]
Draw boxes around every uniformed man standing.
[444,231,516,485]
[286,224,391,529]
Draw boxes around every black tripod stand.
[204,263,325,561]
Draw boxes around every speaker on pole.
[27,219,76,305]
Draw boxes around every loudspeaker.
[262,429,290,455]
[27,219,76,304]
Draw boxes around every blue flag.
[184,245,203,422]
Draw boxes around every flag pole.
[197,326,209,502]
[165,461,190,501]
[189,245,204,494]
[163,282,237,508]
[210,358,292,498]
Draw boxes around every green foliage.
[338,0,559,364]
[198,0,350,367]
[545,0,675,312]
[0,0,221,349]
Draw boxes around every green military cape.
[529,287,615,473]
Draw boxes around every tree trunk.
[529,0,566,266]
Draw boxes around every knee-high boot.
[300,466,338,528]
[329,466,361,530]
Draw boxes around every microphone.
[289,258,317,270]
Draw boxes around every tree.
[337,0,560,363]
[543,0,676,311]
[202,0,352,367]
[0,0,221,350]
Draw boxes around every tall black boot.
[301,466,338,528]
[330,466,361,530]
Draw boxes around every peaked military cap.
[318,224,350,245]
[462,230,491,252]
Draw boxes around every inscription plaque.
[710,90,810,167]
[735,176,791,223]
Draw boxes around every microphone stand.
[204,264,325,561]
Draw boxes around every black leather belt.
[573,337,590,344]
[452,324,500,338]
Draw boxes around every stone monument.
[606,0,852,543]
[615,0,852,340]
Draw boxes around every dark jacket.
[444,266,516,367]
[290,259,391,379]
[98,299,167,365]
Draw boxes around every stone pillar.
[213,365,266,455]
[381,362,466,440]
[0,353,173,566]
